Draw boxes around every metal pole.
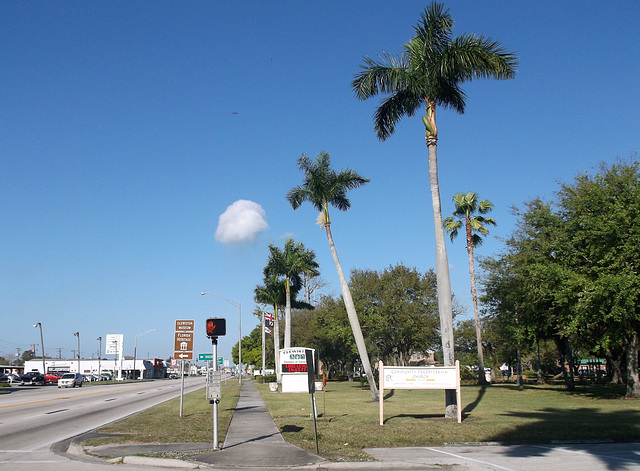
[133,338,137,380]
[238,302,242,384]
[97,337,102,379]
[73,332,80,373]
[34,323,46,375]
[179,359,185,417]
[212,339,219,450]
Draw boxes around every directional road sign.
[175,320,195,331]
[174,319,194,361]
[199,353,213,361]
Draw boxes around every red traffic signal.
[206,318,226,338]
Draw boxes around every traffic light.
[206,318,226,338]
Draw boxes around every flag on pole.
[264,312,274,321]
[265,327,272,334]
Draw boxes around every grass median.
[82,378,241,446]
[257,381,640,461]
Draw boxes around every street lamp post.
[73,332,80,373]
[201,292,242,384]
[33,323,46,375]
[96,337,102,379]
[133,329,157,380]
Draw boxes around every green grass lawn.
[83,379,241,446]
[80,378,640,463]
[257,381,640,461]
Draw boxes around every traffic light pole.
[212,337,219,450]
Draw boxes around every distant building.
[23,358,167,379]
[409,350,436,366]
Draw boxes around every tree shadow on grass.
[382,413,445,425]
[462,384,489,420]
[490,408,640,471]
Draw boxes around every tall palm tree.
[444,192,496,385]
[254,273,286,382]
[264,238,320,349]
[287,152,379,402]
[352,2,516,416]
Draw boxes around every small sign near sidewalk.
[378,360,462,424]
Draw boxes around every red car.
[45,372,63,384]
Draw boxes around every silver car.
[58,373,83,388]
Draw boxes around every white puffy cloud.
[214,200,268,244]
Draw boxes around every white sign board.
[105,334,123,356]
[382,366,458,389]
[379,360,462,424]
[206,370,222,400]
[279,348,314,393]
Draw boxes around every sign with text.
[175,320,195,332]
[174,331,194,352]
[280,348,315,393]
[378,361,462,424]
[174,319,194,361]
[382,366,458,389]
[206,370,222,400]
[105,334,123,356]
[199,353,213,361]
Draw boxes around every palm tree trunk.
[426,136,457,418]
[284,278,291,349]
[274,305,281,383]
[465,228,487,385]
[325,223,379,402]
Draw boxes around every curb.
[121,455,202,468]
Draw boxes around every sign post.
[205,317,226,450]
[174,320,194,418]
[305,349,319,454]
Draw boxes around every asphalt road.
[0,376,205,468]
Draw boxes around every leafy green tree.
[350,264,440,366]
[264,238,319,349]
[232,324,266,368]
[312,295,359,378]
[444,192,496,384]
[287,151,379,401]
[352,2,516,416]
[557,160,640,397]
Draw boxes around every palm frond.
[446,34,517,82]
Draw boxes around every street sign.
[174,351,193,360]
[218,357,223,365]
[199,353,213,361]
[105,333,123,355]
[175,320,195,331]
[174,331,194,352]
[206,370,222,400]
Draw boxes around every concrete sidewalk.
[194,381,323,468]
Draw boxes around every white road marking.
[425,447,518,471]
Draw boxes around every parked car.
[7,374,21,384]
[20,371,46,386]
[45,372,63,384]
[0,373,8,383]
[57,373,83,388]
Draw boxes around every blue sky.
[2,2,639,365]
